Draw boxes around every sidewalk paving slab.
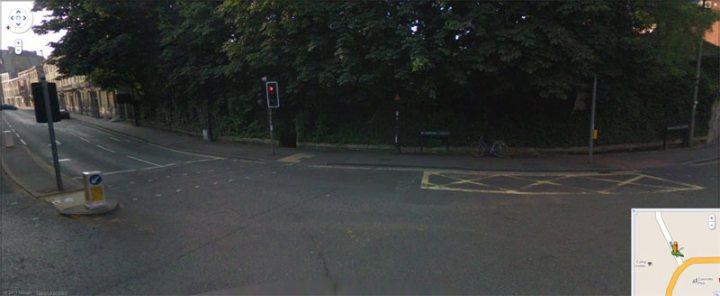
[0,145,82,197]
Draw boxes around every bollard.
[83,171,108,209]
[3,131,14,148]
[202,129,209,141]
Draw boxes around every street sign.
[89,174,102,185]
[265,81,280,109]
[31,82,61,123]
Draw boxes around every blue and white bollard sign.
[83,171,107,209]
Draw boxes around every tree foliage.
[33,0,720,147]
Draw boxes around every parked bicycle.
[470,136,509,158]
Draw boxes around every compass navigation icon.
[7,7,32,33]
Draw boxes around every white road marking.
[655,212,683,266]
[127,155,162,167]
[58,158,71,162]
[14,132,19,138]
[79,137,91,143]
[183,158,225,164]
[19,139,26,145]
[109,136,132,143]
[689,159,719,167]
[56,140,61,145]
[104,169,137,176]
[96,145,115,153]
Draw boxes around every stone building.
[43,62,119,119]
[0,47,44,104]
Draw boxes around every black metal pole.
[588,74,598,163]
[41,75,63,191]
[268,107,275,155]
[395,101,400,153]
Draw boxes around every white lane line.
[19,139,26,145]
[655,212,683,266]
[58,158,71,162]
[104,169,137,176]
[96,145,116,153]
[14,132,19,138]
[689,160,719,167]
[110,136,129,142]
[127,155,163,167]
[183,158,225,164]
[79,137,91,143]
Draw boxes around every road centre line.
[96,145,116,153]
[19,139,26,145]
[79,137,91,143]
[14,132,20,138]
[127,155,163,167]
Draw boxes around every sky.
[1,0,65,59]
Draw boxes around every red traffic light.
[268,85,274,92]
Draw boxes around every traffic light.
[31,82,61,123]
[265,81,280,108]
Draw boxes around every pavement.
[1,109,719,295]
[59,111,720,173]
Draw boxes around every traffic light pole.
[267,107,275,155]
[41,75,63,191]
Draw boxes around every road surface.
[1,109,719,294]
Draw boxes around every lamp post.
[690,0,712,147]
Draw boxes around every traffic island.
[40,171,119,215]
[42,190,119,215]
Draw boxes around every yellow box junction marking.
[421,170,703,195]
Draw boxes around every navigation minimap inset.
[631,208,720,296]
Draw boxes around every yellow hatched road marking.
[421,170,703,195]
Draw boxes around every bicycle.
[470,136,509,158]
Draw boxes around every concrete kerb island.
[49,171,118,216]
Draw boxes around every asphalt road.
[1,109,719,295]
[0,110,218,178]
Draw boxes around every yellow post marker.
[83,171,108,209]
[593,129,599,140]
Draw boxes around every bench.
[420,131,450,153]
[663,124,689,150]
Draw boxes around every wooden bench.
[663,124,689,150]
[420,131,450,152]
